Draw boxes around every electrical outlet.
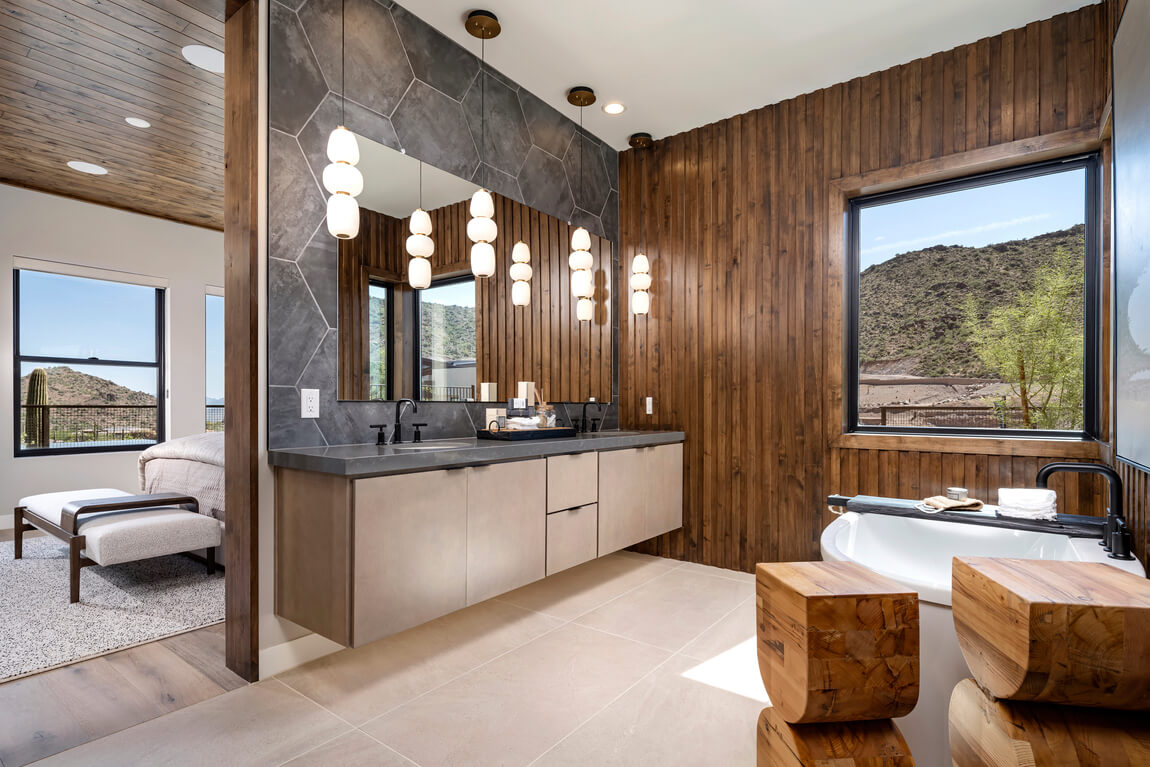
[645,396,653,415]
[301,389,320,418]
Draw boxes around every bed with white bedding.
[138,432,225,523]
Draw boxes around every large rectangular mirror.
[337,135,614,403]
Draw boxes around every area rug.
[0,537,225,682]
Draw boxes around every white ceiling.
[400,0,1098,150]
[357,136,478,218]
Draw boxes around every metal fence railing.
[20,404,158,449]
[421,385,475,402]
[861,405,1024,429]
[206,405,225,432]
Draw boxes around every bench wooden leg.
[206,547,216,575]
[69,537,84,604]
[13,507,23,559]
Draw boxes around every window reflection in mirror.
[367,281,392,400]
[417,276,475,402]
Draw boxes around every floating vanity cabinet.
[547,503,598,574]
[598,444,684,553]
[467,460,546,604]
[546,452,598,512]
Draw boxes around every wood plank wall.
[620,3,1123,571]
[341,194,612,402]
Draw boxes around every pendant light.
[567,86,596,321]
[510,241,531,306]
[325,0,361,239]
[630,136,653,315]
[465,11,501,278]
[406,162,433,289]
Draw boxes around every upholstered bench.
[13,488,222,603]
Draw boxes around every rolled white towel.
[996,487,1057,521]
[504,417,540,431]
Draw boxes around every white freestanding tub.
[820,510,1145,766]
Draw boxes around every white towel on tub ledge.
[995,487,1057,521]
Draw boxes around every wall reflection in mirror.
[337,135,614,403]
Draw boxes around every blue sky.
[858,167,1086,272]
[422,279,475,307]
[206,294,224,401]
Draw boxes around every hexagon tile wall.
[267,0,620,449]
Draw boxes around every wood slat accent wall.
[341,194,612,403]
[620,4,1120,571]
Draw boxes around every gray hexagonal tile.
[517,146,572,224]
[268,258,329,387]
[570,207,605,241]
[600,188,619,243]
[600,140,619,190]
[518,89,575,160]
[269,129,326,261]
[472,162,521,202]
[269,2,329,135]
[463,71,531,178]
[298,92,399,188]
[391,5,478,102]
[563,129,610,216]
[297,331,365,444]
[297,227,339,328]
[268,386,326,449]
[299,0,412,118]
[392,80,479,179]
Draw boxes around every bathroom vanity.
[269,431,684,647]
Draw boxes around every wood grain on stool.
[756,561,919,723]
[949,677,1150,766]
[756,706,915,766]
[952,557,1150,709]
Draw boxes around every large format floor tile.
[574,568,752,652]
[281,730,415,766]
[531,654,763,766]
[495,552,681,620]
[34,680,349,767]
[362,623,670,766]
[278,599,561,725]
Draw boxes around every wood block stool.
[952,557,1150,709]
[757,706,915,767]
[949,678,1150,766]
[756,561,919,723]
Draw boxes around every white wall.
[0,185,224,527]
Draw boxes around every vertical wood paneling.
[622,5,1120,571]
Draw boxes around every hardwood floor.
[0,623,246,767]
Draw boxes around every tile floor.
[34,552,767,767]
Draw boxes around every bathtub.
[821,509,1145,766]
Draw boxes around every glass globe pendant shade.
[632,290,650,315]
[467,215,498,244]
[470,188,495,218]
[408,257,431,289]
[569,250,593,271]
[630,272,652,292]
[327,193,360,239]
[509,262,532,282]
[511,241,531,263]
[471,241,495,278]
[571,226,591,252]
[409,208,432,236]
[322,162,363,196]
[406,233,434,258]
[576,298,593,322]
[326,126,360,166]
[632,253,650,274]
[511,280,530,306]
[571,268,594,299]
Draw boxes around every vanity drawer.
[546,452,598,512]
[546,503,598,575]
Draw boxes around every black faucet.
[578,401,603,433]
[1035,462,1133,560]
[370,423,388,446]
[391,399,417,444]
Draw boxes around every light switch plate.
[301,389,320,418]
[645,396,653,415]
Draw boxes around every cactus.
[24,367,50,448]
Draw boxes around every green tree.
[962,247,1084,430]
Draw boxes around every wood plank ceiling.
[0,0,225,230]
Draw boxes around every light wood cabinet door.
[645,443,684,538]
[598,448,647,554]
[546,503,598,575]
[352,469,467,646]
[546,452,598,512]
[466,459,546,605]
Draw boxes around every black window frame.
[413,273,476,402]
[366,279,395,401]
[13,268,167,457]
[845,154,1101,440]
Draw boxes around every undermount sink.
[388,442,469,451]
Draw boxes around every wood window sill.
[833,432,1105,460]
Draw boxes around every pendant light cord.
[579,106,584,204]
[340,0,346,124]
[481,37,486,172]
[418,161,423,207]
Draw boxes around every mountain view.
[859,225,1086,378]
[420,302,476,360]
[19,366,156,406]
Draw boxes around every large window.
[368,281,393,400]
[205,293,224,431]
[416,277,476,402]
[14,269,165,455]
[847,156,1099,437]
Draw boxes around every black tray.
[477,427,577,441]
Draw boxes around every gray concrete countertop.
[268,430,686,478]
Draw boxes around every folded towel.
[996,507,1058,522]
[923,496,984,511]
[504,417,540,431]
[997,488,1057,511]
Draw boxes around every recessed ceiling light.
[603,102,626,115]
[125,117,151,128]
[181,44,224,74]
[67,161,108,175]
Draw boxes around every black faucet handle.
[370,423,388,446]
[412,423,428,443]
